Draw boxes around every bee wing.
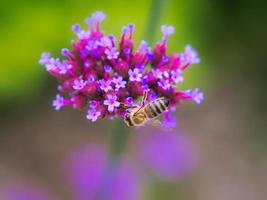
[151,119,162,128]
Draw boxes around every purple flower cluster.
[39,11,204,124]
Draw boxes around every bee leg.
[152,119,162,128]
[124,121,131,127]
[120,102,138,109]
[141,91,148,106]
[133,91,148,114]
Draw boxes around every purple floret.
[104,94,120,112]
[105,47,119,60]
[128,68,142,82]
[98,79,112,92]
[52,94,65,111]
[86,109,101,122]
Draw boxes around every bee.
[121,91,170,127]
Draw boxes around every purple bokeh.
[135,129,198,180]
[0,183,55,200]
[63,144,141,200]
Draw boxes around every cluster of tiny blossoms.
[39,11,204,125]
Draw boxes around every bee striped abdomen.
[145,98,169,119]
[145,104,157,118]
[158,99,167,111]
[123,97,170,127]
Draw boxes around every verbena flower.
[103,94,120,112]
[52,94,65,111]
[86,109,101,122]
[39,11,204,125]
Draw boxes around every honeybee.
[121,91,170,127]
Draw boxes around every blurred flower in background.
[61,127,197,199]
[134,128,198,180]
[0,132,197,200]
[63,145,107,200]
[0,183,56,200]
[63,144,141,200]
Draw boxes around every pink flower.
[98,79,113,92]
[105,47,119,60]
[73,79,87,90]
[39,11,204,126]
[185,88,204,104]
[182,45,200,64]
[104,94,120,112]
[128,68,142,82]
[52,94,65,110]
[86,109,101,122]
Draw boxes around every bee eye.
[164,98,170,107]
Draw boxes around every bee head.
[163,98,170,107]
[123,113,133,126]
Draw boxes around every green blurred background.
[0,0,267,199]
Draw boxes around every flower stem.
[96,2,166,198]
[108,118,131,158]
[94,120,131,200]
[107,0,166,159]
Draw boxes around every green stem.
[107,0,166,160]
[95,1,166,199]
[95,120,131,200]
[108,118,131,158]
